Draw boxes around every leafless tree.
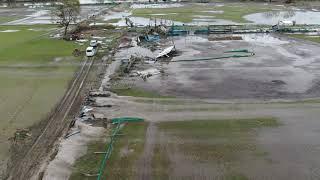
[51,0,80,38]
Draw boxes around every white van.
[86,47,96,57]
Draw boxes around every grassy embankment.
[69,122,148,180]
[132,3,276,23]
[0,24,82,160]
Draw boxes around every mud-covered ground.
[92,95,320,180]
[120,34,320,100]
[84,30,320,180]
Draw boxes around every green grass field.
[0,25,82,161]
[157,118,281,179]
[111,87,173,98]
[0,25,82,65]
[69,122,148,180]
[132,3,275,23]
[0,16,24,24]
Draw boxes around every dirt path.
[6,57,94,180]
[135,123,157,180]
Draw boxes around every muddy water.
[129,34,320,99]
[94,95,320,179]
[135,123,157,180]
[2,5,107,25]
[244,11,320,25]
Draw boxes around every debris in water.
[136,69,160,80]
[144,34,160,42]
[156,45,176,59]
[272,80,286,85]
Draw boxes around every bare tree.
[51,0,80,39]
[7,0,16,7]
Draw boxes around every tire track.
[7,57,94,180]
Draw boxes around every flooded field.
[0,5,108,25]
[117,33,320,99]
[92,94,320,180]
[3,1,320,180]
[245,10,320,25]
[89,28,320,179]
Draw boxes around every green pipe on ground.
[224,49,250,53]
[171,53,254,62]
[96,123,120,180]
[111,117,144,124]
[96,117,144,180]
[171,49,254,63]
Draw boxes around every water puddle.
[189,19,238,25]
[241,34,289,45]
[0,30,20,32]
[130,3,183,9]
[201,10,224,14]
[104,11,183,27]
[244,11,320,25]
[193,15,215,18]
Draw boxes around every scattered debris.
[119,37,135,49]
[125,16,134,27]
[81,106,93,113]
[13,129,31,142]
[89,91,111,97]
[50,33,62,39]
[278,20,296,26]
[156,45,176,59]
[123,55,144,73]
[76,39,88,43]
[82,173,99,177]
[65,130,81,139]
[272,80,286,85]
[136,69,160,80]
[144,34,160,42]
[72,48,83,57]
[79,106,95,121]
[94,152,107,154]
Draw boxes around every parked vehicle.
[86,47,96,57]
[90,40,98,47]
